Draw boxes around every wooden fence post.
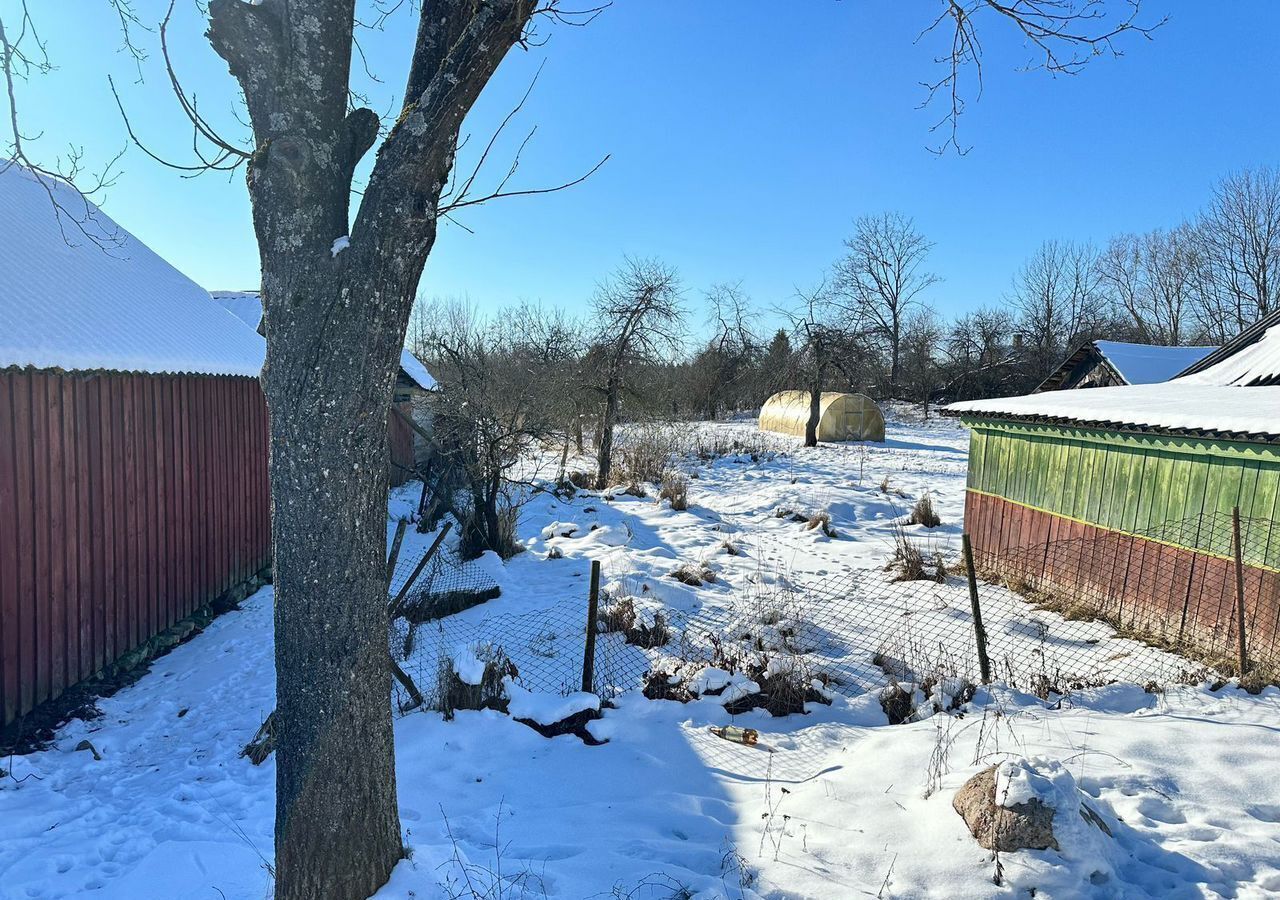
[962,533,992,685]
[387,520,453,619]
[1232,506,1250,677]
[582,559,602,693]
[386,519,409,584]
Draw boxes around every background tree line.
[411,163,1280,456]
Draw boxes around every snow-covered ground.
[3,411,1279,899]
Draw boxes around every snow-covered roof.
[945,383,1280,442]
[396,348,437,391]
[1177,311,1280,386]
[1093,341,1217,385]
[0,164,265,377]
[210,288,437,391]
[210,290,264,332]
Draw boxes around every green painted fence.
[959,418,1280,571]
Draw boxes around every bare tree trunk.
[805,381,821,447]
[263,268,407,900]
[202,3,536,891]
[559,420,573,482]
[596,378,620,488]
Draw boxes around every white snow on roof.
[398,349,437,391]
[0,164,265,377]
[1177,319,1280,386]
[210,287,436,390]
[210,291,264,332]
[947,383,1280,439]
[1094,341,1216,385]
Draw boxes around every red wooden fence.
[0,370,271,727]
[965,490,1280,670]
[388,400,417,488]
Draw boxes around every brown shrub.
[597,595,671,648]
[436,645,517,720]
[805,510,837,538]
[908,492,942,528]
[659,471,690,510]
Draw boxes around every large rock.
[953,765,1059,852]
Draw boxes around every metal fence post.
[582,559,602,693]
[1232,506,1250,677]
[962,533,992,684]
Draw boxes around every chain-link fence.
[986,509,1278,679]
[384,505,1273,717]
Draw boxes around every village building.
[0,165,271,729]
[1035,339,1217,391]
[945,315,1280,665]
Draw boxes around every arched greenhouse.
[758,391,886,442]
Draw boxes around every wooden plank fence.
[0,370,271,728]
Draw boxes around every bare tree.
[1195,165,1280,337]
[780,281,865,447]
[1098,225,1201,345]
[589,257,684,488]
[198,4,603,898]
[416,301,570,558]
[898,307,945,415]
[938,305,1025,400]
[834,212,939,395]
[688,282,760,419]
[1009,239,1106,372]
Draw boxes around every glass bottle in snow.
[710,725,759,745]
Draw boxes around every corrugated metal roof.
[944,383,1280,444]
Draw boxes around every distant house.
[1036,339,1217,392]
[210,290,437,486]
[944,318,1280,668]
[0,165,271,729]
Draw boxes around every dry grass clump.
[725,654,831,717]
[1240,665,1279,695]
[567,470,595,490]
[642,668,696,703]
[597,595,671,648]
[887,528,945,583]
[619,481,648,499]
[458,503,523,560]
[908,492,942,528]
[436,644,516,720]
[774,505,835,536]
[879,475,907,498]
[240,712,276,765]
[659,471,690,510]
[720,538,741,556]
[804,510,837,538]
[670,560,716,586]
[598,595,637,634]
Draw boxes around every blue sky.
[13,1,1280,328]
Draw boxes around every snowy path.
[3,413,1280,899]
